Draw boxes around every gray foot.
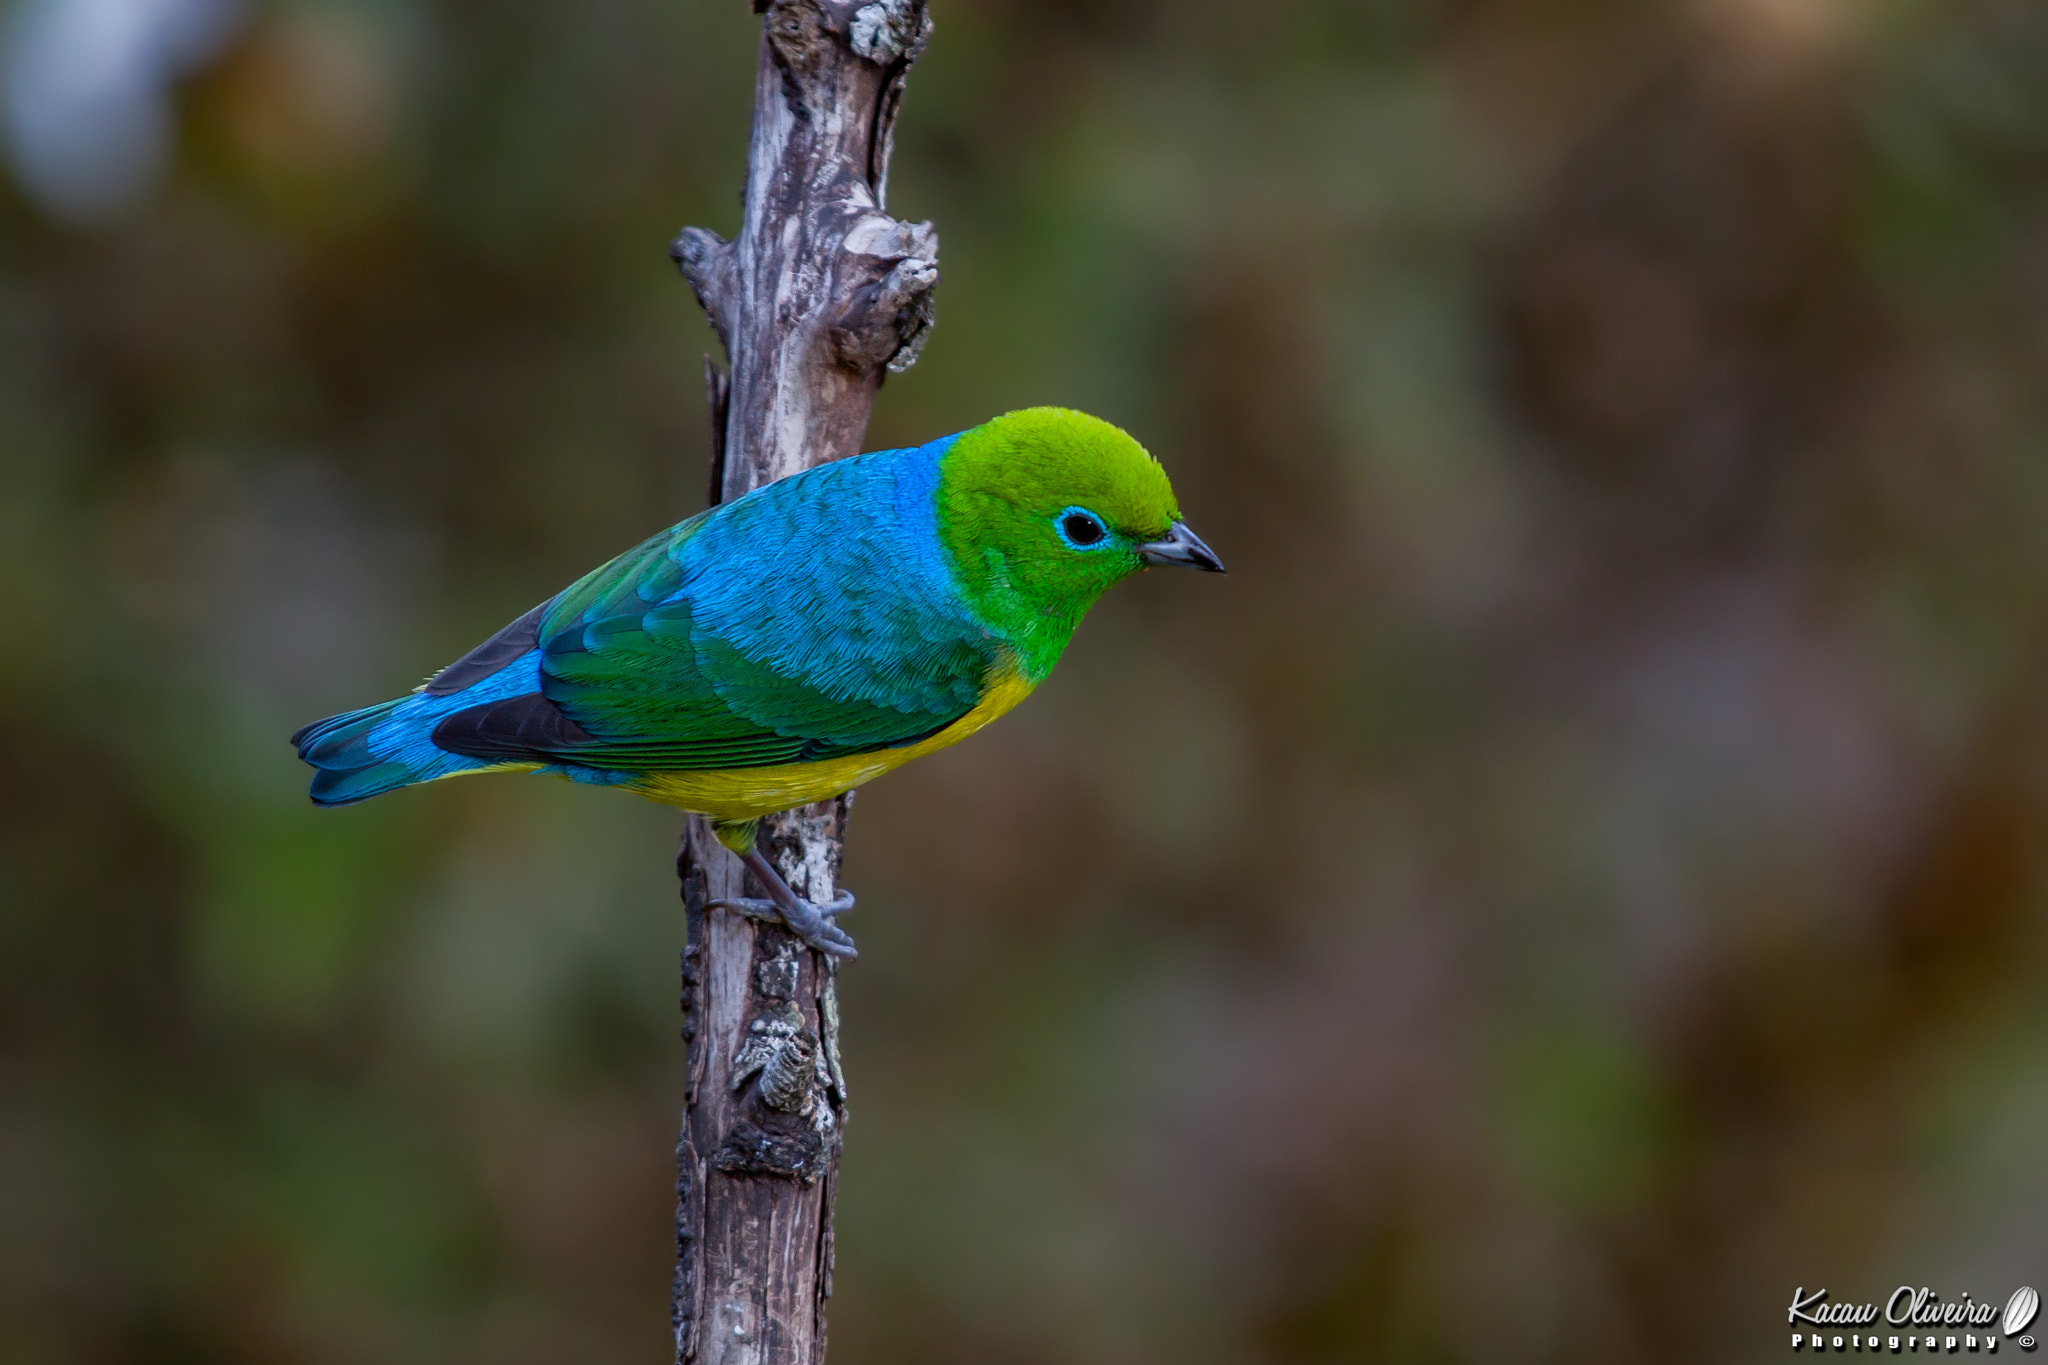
[707,890,856,958]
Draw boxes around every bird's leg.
[708,845,858,959]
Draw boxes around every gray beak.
[1137,521,1226,573]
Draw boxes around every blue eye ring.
[1055,506,1111,550]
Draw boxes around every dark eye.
[1058,509,1107,548]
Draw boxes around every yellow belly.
[619,664,1036,821]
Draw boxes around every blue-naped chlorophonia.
[294,407,1224,956]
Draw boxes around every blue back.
[296,433,1007,801]
[671,435,989,716]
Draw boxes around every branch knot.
[829,216,939,373]
[765,0,834,76]
[732,1007,835,1134]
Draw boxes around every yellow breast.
[620,662,1036,821]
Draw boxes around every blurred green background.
[6,0,2048,1360]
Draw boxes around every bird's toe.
[706,895,780,924]
[806,924,858,959]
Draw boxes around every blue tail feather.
[293,701,392,769]
[293,650,546,807]
[309,758,425,806]
[294,697,450,806]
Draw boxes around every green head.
[936,407,1224,680]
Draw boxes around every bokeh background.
[7,0,2048,1360]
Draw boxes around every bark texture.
[670,4,937,1362]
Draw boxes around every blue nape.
[665,435,985,717]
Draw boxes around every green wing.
[505,474,996,772]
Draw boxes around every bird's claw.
[708,890,858,958]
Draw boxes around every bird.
[292,407,1224,957]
